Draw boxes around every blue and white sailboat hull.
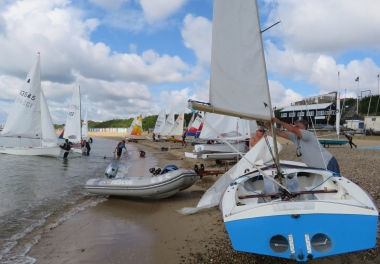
[222,167,378,262]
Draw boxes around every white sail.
[199,113,256,141]
[160,109,175,136]
[40,89,59,147]
[169,110,185,136]
[127,116,137,135]
[153,109,166,135]
[202,0,272,121]
[1,56,42,138]
[82,109,88,139]
[63,87,81,143]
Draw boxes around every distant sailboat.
[152,109,166,137]
[0,54,61,156]
[130,114,143,136]
[81,109,88,140]
[63,87,85,154]
[160,109,175,137]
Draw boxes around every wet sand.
[29,132,380,263]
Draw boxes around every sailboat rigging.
[183,0,378,261]
[0,54,61,157]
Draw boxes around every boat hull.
[0,146,62,157]
[225,211,377,261]
[185,151,243,160]
[194,143,246,153]
[72,147,86,154]
[222,167,378,261]
[318,139,348,147]
[85,169,198,199]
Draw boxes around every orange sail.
[130,114,143,136]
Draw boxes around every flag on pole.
[355,76,359,81]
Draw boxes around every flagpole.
[356,76,360,114]
[376,74,380,116]
[337,72,341,139]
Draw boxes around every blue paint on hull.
[318,139,348,146]
[225,213,377,262]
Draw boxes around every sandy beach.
[28,131,380,263]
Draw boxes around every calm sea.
[0,137,144,263]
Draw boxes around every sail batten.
[207,0,272,120]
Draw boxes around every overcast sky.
[0,0,379,124]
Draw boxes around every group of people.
[59,137,93,159]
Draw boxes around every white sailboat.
[160,109,175,137]
[148,109,166,140]
[63,87,85,154]
[184,0,378,261]
[192,113,256,153]
[0,55,61,157]
[81,109,89,140]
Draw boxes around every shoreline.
[29,131,380,263]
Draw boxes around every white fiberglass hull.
[185,151,243,160]
[72,147,86,154]
[193,142,246,153]
[85,169,198,199]
[0,146,62,157]
[222,164,378,261]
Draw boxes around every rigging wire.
[194,109,290,193]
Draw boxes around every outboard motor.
[105,162,119,179]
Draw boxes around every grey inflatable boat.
[85,163,198,199]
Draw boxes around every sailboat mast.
[79,86,81,141]
[337,72,341,139]
[252,0,281,169]
[38,53,42,147]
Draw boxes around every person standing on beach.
[89,137,93,143]
[114,140,127,160]
[247,126,265,151]
[265,118,340,174]
[152,133,156,141]
[85,140,91,155]
[343,131,357,149]
[182,132,186,146]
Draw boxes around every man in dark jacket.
[60,139,73,159]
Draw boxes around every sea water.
[0,137,145,263]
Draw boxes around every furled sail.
[1,55,42,138]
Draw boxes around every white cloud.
[265,0,380,53]
[139,0,188,23]
[160,87,192,114]
[0,1,201,123]
[269,80,303,109]
[181,14,212,65]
